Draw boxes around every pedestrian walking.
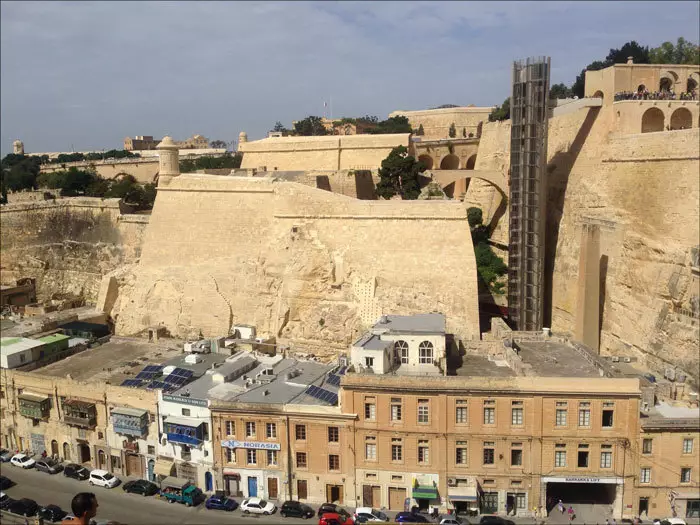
[567,505,574,522]
[558,499,565,513]
[605,519,610,525]
[62,493,98,525]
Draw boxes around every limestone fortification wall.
[389,107,494,140]
[40,159,160,184]
[108,175,480,354]
[468,103,700,373]
[239,134,410,171]
[0,198,148,303]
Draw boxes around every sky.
[1,1,699,155]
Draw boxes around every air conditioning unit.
[623,357,631,363]
[611,356,620,363]
[447,478,457,487]
[665,368,676,381]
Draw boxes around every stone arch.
[669,108,693,130]
[63,442,71,461]
[440,154,460,170]
[688,73,699,93]
[465,154,477,170]
[637,84,646,93]
[593,90,604,100]
[660,71,678,92]
[641,107,664,133]
[417,155,433,170]
[443,182,456,199]
[51,440,59,457]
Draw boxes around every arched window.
[660,77,673,92]
[670,108,692,130]
[637,84,646,93]
[641,108,665,133]
[394,340,409,364]
[63,442,71,461]
[440,154,459,170]
[418,341,434,364]
[418,155,433,170]
[687,77,698,93]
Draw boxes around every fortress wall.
[111,176,480,354]
[389,107,493,139]
[0,198,148,302]
[41,160,160,184]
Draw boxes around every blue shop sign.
[221,440,281,451]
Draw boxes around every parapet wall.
[40,159,160,184]
[109,175,480,354]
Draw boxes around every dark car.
[0,492,14,510]
[38,504,68,523]
[8,497,39,517]
[122,479,159,497]
[64,463,90,481]
[395,512,431,523]
[0,475,12,489]
[36,458,64,475]
[479,517,513,525]
[281,500,315,519]
[318,503,351,519]
[205,494,238,511]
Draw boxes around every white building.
[350,314,446,376]
[0,337,43,369]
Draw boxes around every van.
[88,469,119,488]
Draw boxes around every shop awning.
[413,486,439,500]
[164,416,201,428]
[18,392,50,403]
[63,399,96,409]
[448,485,478,501]
[154,458,174,477]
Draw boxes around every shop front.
[412,474,440,512]
[447,481,479,516]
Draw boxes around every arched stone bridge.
[429,169,508,198]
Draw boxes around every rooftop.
[37,334,70,344]
[1,337,44,355]
[514,341,604,378]
[453,354,516,378]
[371,313,446,334]
[353,333,392,351]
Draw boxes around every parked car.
[0,491,14,510]
[395,512,431,523]
[318,503,351,519]
[38,504,68,523]
[440,517,464,525]
[64,463,90,481]
[280,500,315,518]
[355,508,390,522]
[36,458,64,475]
[10,453,35,469]
[8,497,39,517]
[0,449,13,462]
[653,519,687,525]
[89,469,120,488]
[479,517,513,525]
[160,476,204,507]
[0,475,12,489]
[319,512,355,525]
[240,497,277,515]
[205,494,238,511]
[122,479,159,497]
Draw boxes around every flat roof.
[453,354,516,378]
[0,337,44,355]
[514,341,603,378]
[372,313,446,334]
[37,334,70,343]
[111,407,148,418]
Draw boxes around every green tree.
[209,140,228,149]
[1,154,42,191]
[488,98,510,122]
[462,128,467,138]
[571,60,609,98]
[375,146,425,200]
[467,207,483,228]
[468,206,507,294]
[650,37,700,65]
[448,123,456,138]
[369,115,413,134]
[293,116,328,136]
[415,124,425,136]
[606,41,650,64]
[273,121,287,132]
[550,83,572,99]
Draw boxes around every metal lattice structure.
[507,57,551,331]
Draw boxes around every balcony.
[62,399,97,428]
[18,393,51,420]
[163,417,205,447]
[111,407,149,438]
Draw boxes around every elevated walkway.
[549,97,603,118]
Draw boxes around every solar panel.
[135,365,164,381]
[120,379,144,388]
[146,381,168,390]
[169,367,194,379]
[305,385,338,405]
[337,366,347,376]
[326,374,340,387]
[163,374,190,388]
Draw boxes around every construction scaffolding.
[507,56,551,331]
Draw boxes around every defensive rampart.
[107,175,480,353]
[40,158,160,184]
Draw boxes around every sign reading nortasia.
[221,440,281,450]
[565,477,601,483]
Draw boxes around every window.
[456,441,468,465]
[365,356,374,368]
[555,402,568,426]
[484,400,495,425]
[456,400,468,424]
[600,445,612,468]
[391,438,403,461]
[365,398,376,421]
[418,341,434,364]
[602,402,614,428]
[640,467,651,483]
[555,444,567,467]
[181,408,191,417]
[328,427,339,443]
[225,421,235,436]
[246,422,256,437]
[295,425,306,441]
[296,452,307,468]
[511,401,523,426]
[390,398,402,422]
[418,440,429,464]
[483,442,495,465]
[578,402,591,427]
[511,444,523,467]
[247,449,257,465]
[683,438,694,454]
[642,438,652,454]
[417,399,430,424]
[266,422,277,439]
[365,437,377,461]
[578,444,589,468]
[329,454,340,471]
[395,340,409,364]
[226,448,236,463]
[267,450,277,466]
[147,445,155,455]
[681,468,691,483]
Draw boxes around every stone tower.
[12,140,24,155]
[156,136,180,186]
[238,131,248,149]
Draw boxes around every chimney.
[627,56,634,65]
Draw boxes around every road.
[0,464,314,525]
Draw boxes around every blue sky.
[1,1,698,155]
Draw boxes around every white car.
[354,507,389,522]
[240,497,276,515]
[10,453,35,469]
[88,469,120,488]
[440,518,463,525]
[653,519,687,525]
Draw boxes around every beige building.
[389,106,494,140]
[124,135,159,151]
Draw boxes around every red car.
[319,512,354,525]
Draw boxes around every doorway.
[639,497,649,517]
[78,443,91,463]
[225,476,239,496]
[481,492,498,514]
[326,484,343,504]
[297,479,308,500]
[268,478,278,499]
[63,442,71,461]
[126,454,141,476]
[147,459,155,482]
[506,494,515,515]
[248,476,258,497]
[205,472,213,492]
[98,450,106,469]
[389,487,406,510]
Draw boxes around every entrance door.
[79,444,91,463]
[268,478,278,499]
[481,492,498,514]
[225,477,239,496]
[205,471,213,492]
[248,476,258,497]
[389,488,407,510]
[372,486,381,507]
[297,479,308,500]
[98,450,106,469]
[51,440,59,457]
[326,485,343,504]
[639,497,649,517]
[147,459,155,482]
[63,442,71,461]
[126,454,141,477]
[363,485,381,507]
[506,493,515,515]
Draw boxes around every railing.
[113,423,148,438]
[64,414,97,428]
[19,405,49,420]
[614,91,698,101]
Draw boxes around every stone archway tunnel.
[430,169,508,198]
